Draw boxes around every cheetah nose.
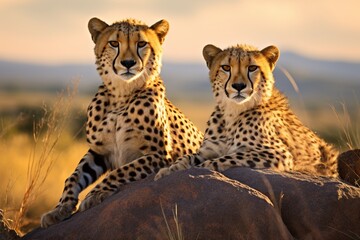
[231,83,246,92]
[121,60,136,69]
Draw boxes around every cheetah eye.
[221,65,231,72]
[137,41,147,48]
[108,41,119,48]
[248,65,258,72]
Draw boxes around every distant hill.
[282,52,360,82]
[0,52,359,106]
[0,60,99,92]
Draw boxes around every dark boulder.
[24,167,360,240]
[223,168,360,240]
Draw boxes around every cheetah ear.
[261,45,280,71]
[88,17,109,43]
[150,19,169,44]
[203,44,222,69]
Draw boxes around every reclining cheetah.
[41,18,203,227]
[155,44,338,180]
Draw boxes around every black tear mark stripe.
[247,69,254,90]
[224,55,233,97]
[224,70,232,98]
[246,54,254,90]
[112,35,120,74]
[137,33,145,67]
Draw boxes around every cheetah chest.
[87,109,146,167]
[224,114,264,154]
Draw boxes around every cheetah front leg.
[79,153,171,211]
[155,154,205,180]
[199,150,294,172]
[155,139,226,180]
[41,149,111,228]
[155,152,253,179]
[156,147,294,179]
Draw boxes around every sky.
[0,0,359,64]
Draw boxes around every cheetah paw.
[154,167,172,181]
[79,189,114,212]
[41,201,77,228]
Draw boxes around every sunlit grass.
[332,102,360,150]
[0,83,89,235]
[161,203,184,240]
[0,134,88,234]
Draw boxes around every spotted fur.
[155,44,338,180]
[41,18,203,227]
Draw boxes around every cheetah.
[41,17,203,227]
[155,44,339,180]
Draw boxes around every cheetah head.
[203,44,279,112]
[88,18,169,92]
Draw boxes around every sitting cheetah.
[155,44,339,180]
[41,18,203,227]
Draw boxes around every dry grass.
[332,103,360,150]
[328,226,360,240]
[161,203,184,240]
[0,83,83,235]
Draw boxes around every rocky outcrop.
[223,168,360,239]
[24,166,360,240]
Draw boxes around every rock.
[23,168,360,240]
[338,149,360,187]
[223,168,360,240]
[24,169,291,240]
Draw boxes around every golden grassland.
[0,87,359,235]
